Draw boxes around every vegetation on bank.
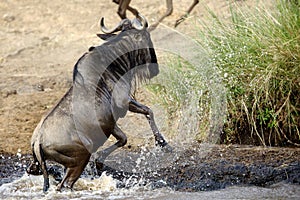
[150,0,300,146]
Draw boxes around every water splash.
[0,172,118,199]
[0,171,176,200]
[1,173,299,199]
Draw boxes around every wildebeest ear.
[97,33,116,40]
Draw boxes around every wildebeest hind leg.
[56,156,90,191]
[129,98,172,152]
[95,125,127,172]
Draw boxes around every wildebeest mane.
[94,47,158,103]
[73,53,88,84]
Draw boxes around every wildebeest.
[112,0,199,29]
[27,15,171,192]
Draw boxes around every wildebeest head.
[96,15,159,81]
[91,15,159,119]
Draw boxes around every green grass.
[149,0,300,146]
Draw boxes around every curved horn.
[132,14,148,30]
[100,17,123,34]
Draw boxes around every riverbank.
[1,144,299,192]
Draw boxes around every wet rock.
[248,164,277,186]
[281,162,300,184]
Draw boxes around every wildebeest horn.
[100,14,148,33]
[132,14,148,30]
[100,17,123,34]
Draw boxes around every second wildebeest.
[27,15,171,192]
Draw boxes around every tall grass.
[197,0,300,146]
[150,0,299,146]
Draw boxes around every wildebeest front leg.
[129,98,172,151]
[113,0,139,19]
[174,0,199,27]
[95,125,127,172]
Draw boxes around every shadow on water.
[1,144,300,199]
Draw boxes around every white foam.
[0,172,118,199]
[1,173,299,199]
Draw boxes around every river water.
[1,144,300,199]
[1,173,300,200]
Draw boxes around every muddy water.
[1,174,300,200]
[1,145,300,199]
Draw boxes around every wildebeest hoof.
[156,140,173,153]
[56,184,63,192]
[26,162,43,175]
[43,179,50,193]
[162,143,173,153]
[95,160,105,174]
[56,183,73,192]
